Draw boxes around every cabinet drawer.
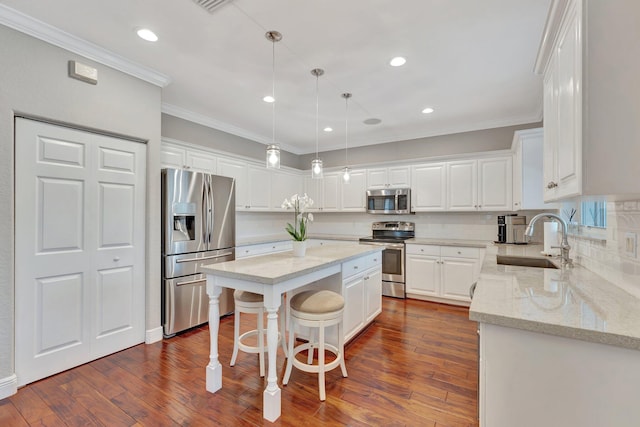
[343,252,381,279]
[440,246,481,259]
[406,244,440,256]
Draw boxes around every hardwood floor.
[0,298,479,426]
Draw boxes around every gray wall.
[162,114,303,169]
[300,122,542,168]
[0,24,162,390]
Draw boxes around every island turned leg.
[263,301,282,422]
[205,279,222,393]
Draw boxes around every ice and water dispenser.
[171,203,196,242]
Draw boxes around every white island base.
[201,244,383,422]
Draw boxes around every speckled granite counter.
[470,243,640,350]
[406,237,490,248]
[202,244,381,285]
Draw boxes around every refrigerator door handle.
[207,175,213,247]
[175,252,234,263]
[201,177,209,247]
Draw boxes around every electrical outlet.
[624,232,637,258]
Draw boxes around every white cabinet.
[410,163,446,211]
[236,240,292,259]
[446,157,512,212]
[186,151,217,173]
[479,322,640,427]
[406,244,483,306]
[447,160,477,211]
[304,174,339,211]
[160,145,187,169]
[367,166,410,189]
[512,128,557,210]
[537,0,640,200]
[477,157,512,211]
[217,157,248,210]
[270,169,302,211]
[247,165,271,211]
[341,252,382,342]
[340,169,367,211]
[541,0,581,201]
[160,145,217,173]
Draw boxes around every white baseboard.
[0,374,17,399]
[145,326,163,344]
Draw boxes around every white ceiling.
[0,0,551,154]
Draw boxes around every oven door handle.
[361,241,405,249]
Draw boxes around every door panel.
[15,118,146,386]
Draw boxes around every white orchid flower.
[308,213,314,222]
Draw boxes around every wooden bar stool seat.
[282,290,348,401]
[230,290,287,377]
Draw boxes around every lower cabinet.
[406,244,483,305]
[341,253,382,342]
[235,240,291,259]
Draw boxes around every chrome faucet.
[525,213,572,266]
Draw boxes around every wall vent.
[192,0,234,13]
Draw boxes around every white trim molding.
[0,374,18,399]
[534,0,571,74]
[0,4,171,87]
[145,326,164,344]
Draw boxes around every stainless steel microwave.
[366,188,411,214]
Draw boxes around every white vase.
[292,240,306,257]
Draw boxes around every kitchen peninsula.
[200,244,383,422]
[471,244,640,427]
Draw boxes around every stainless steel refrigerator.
[161,168,235,337]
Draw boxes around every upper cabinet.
[512,128,557,210]
[217,157,249,210]
[271,169,302,211]
[340,170,367,211]
[161,145,217,173]
[411,163,446,211]
[447,157,512,211]
[304,174,339,212]
[537,0,640,200]
[367,166,410,189]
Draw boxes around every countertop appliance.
[497,215,527,244]
[161,168,236,337]
[506,215,527,244]
[359,221,415,298]
[366,188,411,214]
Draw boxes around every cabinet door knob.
[547,181,558,189]
[354,266,358,269]
[457,251,462,255]
[113,257,120,262]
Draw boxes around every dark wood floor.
[0,298,479,426]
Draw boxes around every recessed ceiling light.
[137,28,158,42]
[389,57,406,67]
[263,95,275,103]
[323,127,333,132]
[363,118,382,125]
[422,107,435,114]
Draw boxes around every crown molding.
[534,0,571,74]
[0,4,171,87]
[161,103,303,155]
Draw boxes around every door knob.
[113,257,120,262]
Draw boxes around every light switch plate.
[624,232,637,258]
[68,60,98,85]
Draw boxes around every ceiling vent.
[192,0,234,13]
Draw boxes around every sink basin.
[496,255,559,269]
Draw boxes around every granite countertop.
[406,237,490,248]
[201,244,382,285]
[470,243,640,351]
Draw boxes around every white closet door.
[15,118,146,386]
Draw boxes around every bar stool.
[230,290,287,377]
[283,290,348,401]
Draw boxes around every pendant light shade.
[311,68,324,179]
[265,30,282,169]
[341,92,352,183]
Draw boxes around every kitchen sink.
[496,255,559,269]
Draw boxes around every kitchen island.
[200,244,383,422]
[470,243,640,427]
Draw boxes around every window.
[581,200,607,228]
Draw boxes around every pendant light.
[341,92,352,183]
[310,68,324,179]
[265,30,282,169]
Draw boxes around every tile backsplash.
[569,200,640,298]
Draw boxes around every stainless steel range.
[359,221,415,298]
